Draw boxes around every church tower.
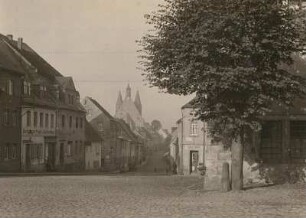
[125,84,131,99]
[134,90,142,115]
[116,91,123,113]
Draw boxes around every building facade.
[85,121,103,171]
[0,37,24,172]
[0,34,86,172]
[176,56,306,189]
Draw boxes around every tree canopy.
[140,0,306,137]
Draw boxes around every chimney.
[6,34,13,41]
[17,37,23,50]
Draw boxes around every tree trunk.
[231,137,244,191]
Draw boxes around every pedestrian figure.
[154,167,157,172]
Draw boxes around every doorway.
[26,144,31,170]
[190,151,199,174]
[60,143,65,166]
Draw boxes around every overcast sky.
[0,0,193,130]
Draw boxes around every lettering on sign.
[23,129,55,135]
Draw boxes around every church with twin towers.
[115,84,145,130]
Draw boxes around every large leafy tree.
[139,0,306,190]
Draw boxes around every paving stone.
[0,175,305,218]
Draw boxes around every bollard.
[221,162,231,192]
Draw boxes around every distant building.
[115,84,144,130]
[85,121,103,171]
[82,96,144,171]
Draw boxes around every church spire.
[126,83,131,99]
[134,90,142,115]
[116,91,123,113]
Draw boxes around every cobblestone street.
[0,174,305,218]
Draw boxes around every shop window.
[3,144,9,160]
[260,121,282,161]
[66,142,72,156]
[3,110,9,126]
[30,144,43,160]
[75,141,78,155]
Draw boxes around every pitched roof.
[56,76,76,91]
[87,97,114,120]
[3,35,62,80]
[85,121,103,142]
[0,35,25,74]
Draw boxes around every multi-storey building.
[0,36,24,172]
[0,33,86,172]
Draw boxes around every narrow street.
[136,148,170,174]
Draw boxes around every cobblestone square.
[0,175,305,218]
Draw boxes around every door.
[60,143,65,166]
[47,143,56,171]
[26,144,31,170]
[190,151,199,174]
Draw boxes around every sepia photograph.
[0,0,306,217]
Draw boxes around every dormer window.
[40,85,47,98]
[68,94,74,104]
[23,81,31,96]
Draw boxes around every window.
[26,111,31,127]
[30,144,43,160]
[12,144,17,159]
[3,144,9,160]
[34,112,38,127]
[75,141,78,155]
[79,141,82,153]
[11,111,17,127]
[3,110,9,126]
[260,121,282,161]
[40,85,47,98]
[76,117,79,128]
[190,121,198,136]
[80,118,83,129]
[51,114,54,128]
[66,142,72,156]
[40,113,44,128]
[23,81,31,96]
[7,80,13,95]
[62,115,65,128]
[69,116,72,128]
[45,113,49,128]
